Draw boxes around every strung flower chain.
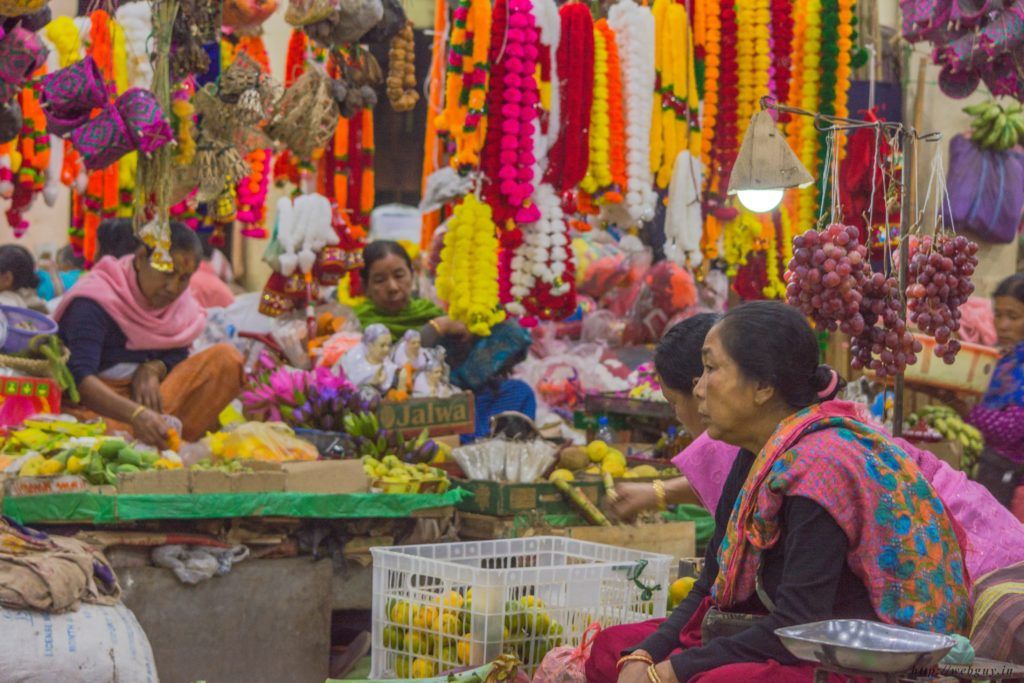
[769,0,794,112]
[762,213,786,299]
[650,0,699,189]
[495,0,542,224]
[436,0,492,172]
[816,0,840,204]
[734,0,756,138]
[795,0,822,229]
[508,183,576,322]
[700,0,720,168]
[752,0,771,111]
[580,19,627,205]
[723,208,763,277]
[834,0,856,151]
[541,3,594,193]
[480,0,514,229]
[609,0,656,226]
[435,194,506,336]
[387,23,419,112]
[710,0,738,189]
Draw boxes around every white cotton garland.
[275,193,339,277]
[116,2,154,89]
[507,183,570,316]
[608,0,657,226]
[664,151,704,268]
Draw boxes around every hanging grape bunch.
[785,224,871,333]
[906,234,979,364]
[849,272,922,378]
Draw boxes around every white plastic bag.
[0,603,158,682]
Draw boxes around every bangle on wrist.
[428,319,444,336]
[617,653,654,670]
[653,480,667,511]
[646,664,663,683]
[130,405,146,423]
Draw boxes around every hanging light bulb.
[737,188,785,213]
[728,109,814,213]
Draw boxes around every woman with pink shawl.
[54,223,243,447]
[608,315,1024,668]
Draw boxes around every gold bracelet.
[129,405,146,423]
[616,653,654,669]
[646,664,663,683]
[653,480,667,511]
[428,319,443,336]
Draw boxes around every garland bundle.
[435,194,505,335]
[650,0,700,189]
[608,0,656,226]
[579,19,626,205]
[541,3,593,193]
[507,183,576,322]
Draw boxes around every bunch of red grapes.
[849,272,923,377]
[785,224,870,333]
[906,234,979,364]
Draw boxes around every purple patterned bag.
[69,104,135,170]
[945,134,1024,244]
[40,56,109,135]
[0,27,47,103]
[115,88,173,154]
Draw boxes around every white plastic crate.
[370,536,671,678]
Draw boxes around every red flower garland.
[541,3,594,193]
[710,0,739,190]
[769,0,793,121]
[481,0,514,232]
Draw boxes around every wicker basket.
[0,347,70,379]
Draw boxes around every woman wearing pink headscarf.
[55,223,243,448]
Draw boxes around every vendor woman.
[355,240,535,440]
[55,222,243,448]
[591,301,969,683]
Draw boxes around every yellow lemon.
[407,631,434,655]
[630,464,659,478]
[670,577,696,605]
[585,466,601,475]
[585,440,609,463]
[433,611,460,636]
[390,600,412,626]
[442,591,464,610]
[394,656,411,678]
[457,640,471,664]
[548,468,575,482]
[411,658,436,678]
[413,605,438,630]
[519,595,544,609]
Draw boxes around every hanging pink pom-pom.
[516,204,541,223]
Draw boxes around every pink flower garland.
[496,0,542,224]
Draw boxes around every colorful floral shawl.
[713,402,971,635]
[981,341,1024,410]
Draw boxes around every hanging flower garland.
[650,0,698,189]
[480,0,512,228]
[608,0,656,226]
[579,19,627,205]
[734,0,756,138]
[508,183,576,323]
[541,3,593,194]
[709,0,738,189]
[762,213,786,299]
[436,194,506,336]
[3,71,50,238]
[723,208,763,277]
[435,0,492,173]
[816,0,840,204]
[699,0,720,169]
[834,0,857,149]
[769,0,793,110]
[795,0,822,229]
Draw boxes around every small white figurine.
[413,350,455,398]
[340,323,396,392]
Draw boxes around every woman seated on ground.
[591,301,970,683]
[54,222,243,448]
[0,245,47,313]
[355,240,535,441]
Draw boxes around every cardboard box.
[0,377,60,427]
[118,469,190,495]
[281,460,369,494]
[7,475,89,497]
[377,393,475,438]
[189,468,286,494]
[918,439,964,470]
[455,479,603,516]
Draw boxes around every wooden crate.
[457,512,696,559]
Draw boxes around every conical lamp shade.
[728,110,814,194]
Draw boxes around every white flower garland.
[533,0,560,178]
[608,0,656,226]
[507,183,570,316]
[116,2,154,89]
[664,151,705,267]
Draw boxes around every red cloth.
[189,261,235,309]
[584,597,868,683]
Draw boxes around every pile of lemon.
[548,440,674,483]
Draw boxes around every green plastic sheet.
[662,503,715,549]
[3,489,471,525]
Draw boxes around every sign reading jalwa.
[377,392,475,436]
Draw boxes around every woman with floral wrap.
[591,301,970,683]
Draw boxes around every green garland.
[816,0,840,205]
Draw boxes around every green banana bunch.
[966,101,1024,152]
[909,405,984,471]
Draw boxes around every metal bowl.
[775,620,956,674]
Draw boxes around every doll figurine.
[412,349,454,398]
[340,323,396,392]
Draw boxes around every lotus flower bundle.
[240,362,376,432]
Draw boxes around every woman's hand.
[653,660,679,683]
[617,661,649,683]
[133,408,170,449]
[610,482,659,521]
[131,362,165,413]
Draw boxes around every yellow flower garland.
[796,0,822,228]
[735,1,755,139]
[435,194,506,336]
[650,0,699,189]
[835,0,855,159]
[752,0,770,107]
[762,214,786,299]
[581,25,611,195]
[45,17,83,67]
[723,208,762,277]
